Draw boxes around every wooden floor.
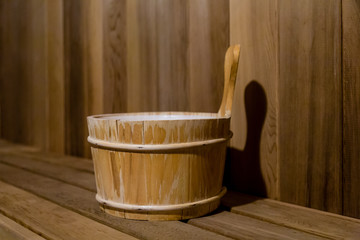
[0,140,359,240]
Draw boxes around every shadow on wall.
[224,80,267,197]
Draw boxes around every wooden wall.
[0,0,359,218]
[0,0,229,157]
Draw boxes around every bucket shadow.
[224,80,267,197]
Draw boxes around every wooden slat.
[189,0,229,113]
[125,0,229,113]
[64,0,103,158]
[29,0,48,150]
[278,0,342,213]
[46,0,65,153]
[228,0,279,198]
[0,213,45,240]
[0,163,230,240]
[222,191,360,239]
[103,0,126,113]
[0,141,93,173]
[84,0,104,117]
[156,0,188,111]
[0,153,96,192]
[0,0,32,145]
[189,211,325,240]
[64,0,85,157]
[0,1,2,137]
[342,0,360,219]
[0,140,39,153]
[0,1,64,153]
[126,0,158,112]
[0,181,136,240]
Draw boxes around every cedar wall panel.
[189,0,229,113]
[63,0,103,157]
[278,0,342,214]
[342,0,360,218]
[126,0,158,112]
[228,0,279,199]
[123,0,228,113]
[0,0,64,153]
[46,0,65,153]
[0,1,38,146]
[103,0,126,113]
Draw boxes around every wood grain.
[189,0,229,113]
[0,141,94,173]
[64,0,104,157]
[126,0,158,112]
[85,0,104,117]
[1,141,359,238]
[0,213,45,240]
[103,0,126,113]
[64,0,87,157]
[0,163,229,240]
[0,181,136,240]
[46,0,65,153]
[1,0,360,219]
[0,1,34,146]
[222,191,360,239]
[0,0,64,153]
[342,0,360,219]
[278,0,342,214]
[228,0,279,198]
[0,153,96,192]
[189,211,325,240]
[27,0,48,149]
[156,0,188,111]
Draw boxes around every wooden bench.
[0,140,359,240]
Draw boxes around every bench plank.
[222,191,360,239]
[189,211,325,240]
[0,213,45,240]
[0,181,136,240]
[0,142,94,173]
[0,153,96,192]
[0,163,230,240]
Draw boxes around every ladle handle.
[218,44,241,117]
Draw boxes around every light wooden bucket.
[87,45,240,220]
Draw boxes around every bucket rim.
[87,111,231,122]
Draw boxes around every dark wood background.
[0,0,359,219]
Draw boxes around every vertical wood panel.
[124,0,228,112]
[64,0,103,157]
[0,0,50,150]
[64,0,86,157]
[0,1,32,145]
[342,0,360,218]
[229,0,279,198]
[157,0,189,111]
[86,0,104,116]
[46,0,65,153]
[189,0,229,113]
[125,0,190,112]
[103,0,126,113]
[28,0,48,149]
[279,0,342,214]
[126,0,159,112]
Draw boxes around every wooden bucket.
[87,45,240,220]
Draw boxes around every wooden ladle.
[218,44,241,117]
